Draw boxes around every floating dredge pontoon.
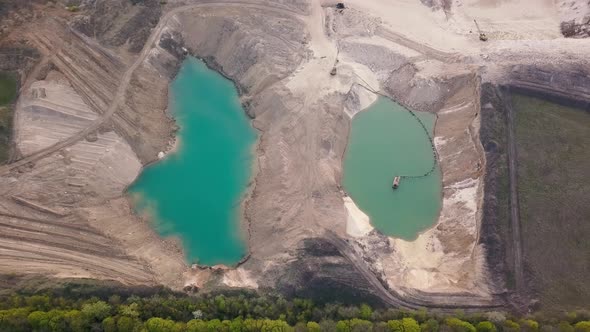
[392,176,401,189]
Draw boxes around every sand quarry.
[0,0,589,310]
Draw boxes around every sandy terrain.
[347,0,561,52]
[343,197,373,238]
[1,0,589,310]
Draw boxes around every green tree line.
[1,292,590,331]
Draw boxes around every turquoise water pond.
[343,97,441,240]
[129,57,256,266]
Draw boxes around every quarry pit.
[0,0,589,312]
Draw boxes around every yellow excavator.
[474,20,488,41]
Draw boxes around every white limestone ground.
[344,196,373,238]
[223,268,259,289]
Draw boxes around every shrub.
[476,321,497,332]
[445,318,476,332]
[521,319,540,332]
[421,318,440,332]
[559,321,575,332]
[503,320,520,332]
[574,321,590,332]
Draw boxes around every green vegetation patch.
[0,289,590,331]
[0,106,12,162]
[66,5,80,12]
[0,72,16,163]
[479,86,513,291]
[0,72,17,106]
[513,94,590,311]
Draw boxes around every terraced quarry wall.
[0,1,311,291]
[0,0,503,310]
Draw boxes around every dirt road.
[325,231,505,311]
[0,0,463,176]
[375,27,458,63]
[0,0,304,176]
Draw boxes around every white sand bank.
[343,196,373,237]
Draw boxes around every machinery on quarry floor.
[474,20,488,41]
[331,57,339,76]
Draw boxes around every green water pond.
[129,58,256,266]
[343,97,441,240]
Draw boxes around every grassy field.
[0,72,16,162]
[513,94,590,311]
[0,72,17,105]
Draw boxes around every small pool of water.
[129,58,256,266]
[343,97,441,240]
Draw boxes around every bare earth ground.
[0,0,589,310]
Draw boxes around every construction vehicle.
[474,20,488,41]
[330,58,339,76]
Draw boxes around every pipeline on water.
[397,108,439,180]
[352,78,439,180]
